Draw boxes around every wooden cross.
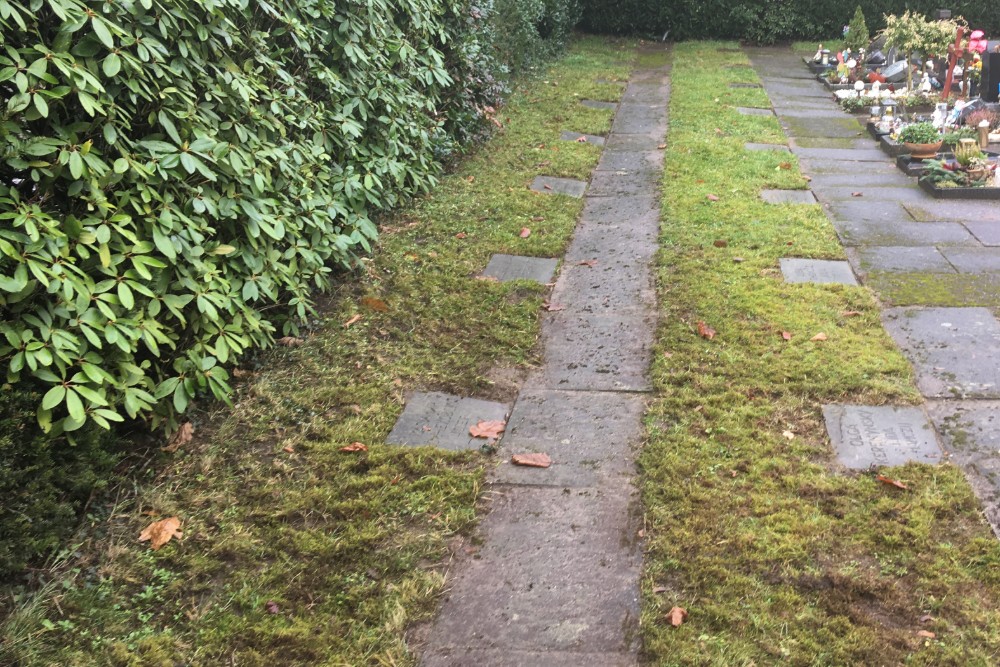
[942,27,966,100]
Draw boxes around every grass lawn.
[640,41,1000,665]
[0,36,635,667]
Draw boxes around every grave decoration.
[920,137,1000,197]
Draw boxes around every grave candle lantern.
[821,49,830,66]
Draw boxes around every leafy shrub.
[0,0,576,438]
[0,386,115,580]
[845,6,870,53]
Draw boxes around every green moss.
[868,272,1000,308]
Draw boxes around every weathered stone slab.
[596,150,663,173]
[806,172,914,188]
[611,107,667,136]
[780,258,858,285]
[797,158,898,175]
[580,194,659,224]
[483,254,558,284]
[588,170,659,197]
[532,313,654,392]
[782,116,864,138]
[822,404,942,468]
[560,130,606,146]
[904,201,1000,223]
[939,247,1000,273]
[882,307,1000,398]
[854,246,955,273]
[581,99,617,110]
[827,200,914,223]
[530,175,587,198]
[736,106,774,116]
[745,142,790,152]
[965,221,1000,246]
[813,186,922,204]
[549,256,654,315]
[604,134,664,151]
[493,389,645,487]
[926,400,1000,536]
[386,392,508,450]
[761,189,817,205]
[621,83,670,103]
[419,487,641,654]
[831,220,978,247]
[793,147,888,162]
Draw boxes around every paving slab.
[797,158,899,175]
[761,189,817,205]
[792,147,889,162]
[736,106,774,116]
[621,83,670,103]
[531,175,587,198]
[579,194,659,224]
[420,487,641,654]
[549,257,654,315]
[792,136,872,150]
[781,116,864,138]
[580,99,618,111]
[822,404,942,468]
[604,134,666,151]
[813,187,923,204]
[745,142,790,152]
[806,172,915,188]
[882,307,1000,398]
[493,389,645,487]
[831,220,978,247]
[482,254,558,284]
[611,108,668,136]
[965,221,1000,246]
[596,150,663,173]
[926,400,1000,536]
[560,130,606,146]
[939,247,1000,273]
[853,246,955,273]
[387,392,509,450]
[826,200,914,223]
[780,258,858,285]
[904,201,1000,223]
[588,170,660,197]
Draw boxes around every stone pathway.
[748,47,1000,535]
[412,46,671,666]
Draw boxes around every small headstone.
[737,106,774,116]
[482,254,558,284]
[580,99,617,111]
[387,392,509,451]
[530,175,587,198]
[745,142,790,152]
[560,130,606,146]
[823,404,942,468]
[780,258,859,285]
[760,189,817,205]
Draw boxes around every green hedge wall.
[579,1,1000,44]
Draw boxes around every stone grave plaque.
[736,106,774,116]
[560,130,606,146]
[580,99,618,110]
[780,258,859,285]
[745,142,790,152]
[822,404,942,468]
[760,189,817,205]
[386,392,508,451]
[482,254,558,284]
[882,307,1000,398]
[530,175,587,198]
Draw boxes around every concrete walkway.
[748,48,1000,535]
[418,46,671,666]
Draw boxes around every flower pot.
[903,140,944,159]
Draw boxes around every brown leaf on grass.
[917,630,936,639]
[466,175,475,183]
[162,422,194,453]
[543,302,566,312]
[810,332,828,341]
[842,310,862,317]
[851,191,864,197]
[696,321,716,340]
[455,232,467,239]
[706,194,720,202]
[877,474,908,490]
[576,136,588,142]
[265,601,280,614]
[713,239,728,248]
[578,259,598,267]
[778,162,792,170]
[277,336,305,347]
[139,516,182,551]
[667,606,688,627]
[781,331,792,341]
[470,420,506,440]
[340,442,368,453]
[232,368,254,378]
[652,586,667,593]
[282,446,295,454]
[657,143,667,149]
[531,216,545,222]
[519,227,531,238]
[511,453,552,468]
[343,314,362,328]
[782,430,795,440]
[920,614,935,623]
[361,296,389,312]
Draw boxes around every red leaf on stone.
[876,474,908,490]
[470,420,506,439]
[511,453,552,468]
[543,302,566,312]
[851,191,864,197]
[667,606,688,627]
[696,321,716,340]
[576,136,587,142]
[578,259,598,267]
[519,227,531,238]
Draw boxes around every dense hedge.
[579,1,1000,44]
[0,0,577,578]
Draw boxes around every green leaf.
[33,93,48,118]
[91,16,114,49]
[102,53,121,77]
[41,385,67,410]
[113,157,129,173]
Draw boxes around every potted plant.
[898,121,943,158]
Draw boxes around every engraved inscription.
[824,405,941,469]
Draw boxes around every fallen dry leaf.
[696,321,716,340]
[232,368,253,378]
[578,259,598,267]
[138,516,182,551]
[778,162,792,170]
[543,184,553,190]
[282,445,295,453]
[851,191,864,197]
[265,600,280,614]
[519,227,531,238]
[361,296,389,312]
[781,331,792,341]
[543,302,566,312]
[713,239,728,248]
[667,606,688,627]
[576,136,587,142]
[466,175,475,183]
[162,422,194,453]
[706,194,720,202]
[470,420,506,440]
[277,336,305,347]
[782,430,795,440]
[455,232,467,239]
[340,442,368,453]
[653,586,667,594]
[657,143,667,149]
[842,310,862,317]
[920,614,935,623]
[511,452,552,468]
[802,174,813,182]
[343,314,362,328]
[810,332,828,341]
[917,630,936,639]
[877,474,908,490]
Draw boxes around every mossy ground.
[0,36,636,667]
[640,42,1000,666]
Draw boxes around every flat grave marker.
[761,189,817,205]
[560,130,606,146]
[530,175,587,198]
[736,106,774,116]
[580,99,618,111]
[780,258,859,285]
[387,392,509,451]
[823,404,942,468]
[745,142,790,152]
[483,254,558,284]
